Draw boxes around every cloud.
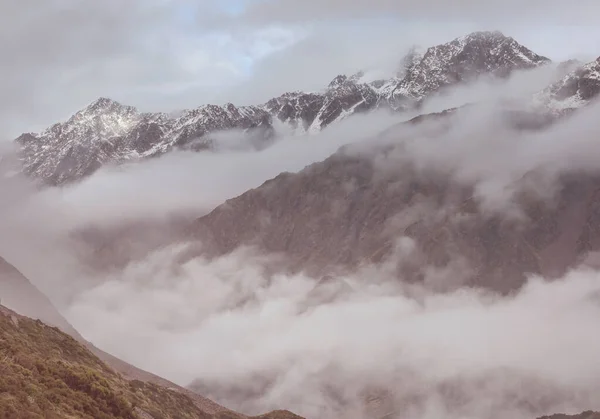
[65,243,600,419]
[229,0,600,26]
[379,99,600,215]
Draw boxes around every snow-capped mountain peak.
[15,31,564,185]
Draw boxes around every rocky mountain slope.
[0,304,303,419]
[65,54,600,288]
[377,30,549,110]
[534,56,600,112]
[16,31,553,185]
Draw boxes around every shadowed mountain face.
[188,132,600,294]
[535,57,600,112]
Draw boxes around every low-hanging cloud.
[65,242,600,419]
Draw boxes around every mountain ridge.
[15,30,563,185]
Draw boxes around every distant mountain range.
[15,31,599,186]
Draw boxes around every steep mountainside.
[68,56,600,285]
[0,305,303,419]
[16,31,552,185]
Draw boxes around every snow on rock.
[533,57,600,112]
[267,31,551,131]
[16,99,272,185]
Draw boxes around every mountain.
[0,304,303,419]
[16,31,552,185]
[16,99,273,185]
[540,413,600,419]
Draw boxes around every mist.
[65,245,600,419]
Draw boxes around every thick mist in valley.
[1,57,600,419]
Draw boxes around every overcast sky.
[1,0,600,137]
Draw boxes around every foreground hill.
[0,305,303,419]
[0,254,246,416]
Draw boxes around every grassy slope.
[0,306,302,419]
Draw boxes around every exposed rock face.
[16,98,272,185]
[535,57,600,111]
[539,412,600,419]
[377,31,549,110]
